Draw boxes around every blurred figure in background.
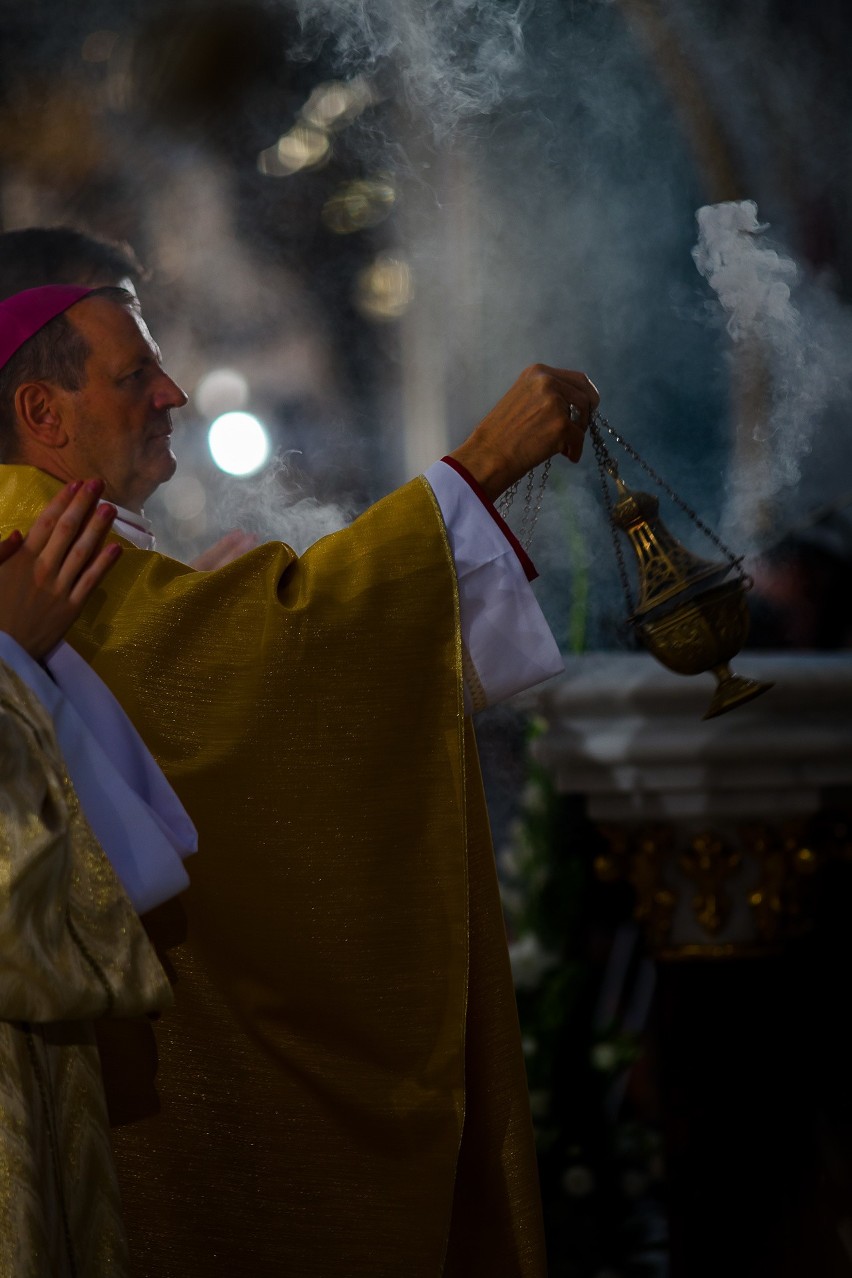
[748,509,852,649]
[0,481,194,1277]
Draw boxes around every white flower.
[590,1042,619,1073]
[497,844,520,877]
[521,781,547,816]
[509,933,559,990]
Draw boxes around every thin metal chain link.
[517,459,551,549]
[591,422,636,613]
[502,408,738,579]
[497,460,552,551]
[515,469,536,546]
[591,411,743,571]
[497,480,520,517]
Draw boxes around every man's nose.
[153,372,189,411]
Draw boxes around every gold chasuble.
[0,463,546,1278]
[0,662,171,1278]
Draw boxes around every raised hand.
[448,364,600,501]
[0,479,122,658]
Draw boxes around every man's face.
[57,296,187,512]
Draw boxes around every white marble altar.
[526,653,852,954]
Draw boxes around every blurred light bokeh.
[1,0,850,647]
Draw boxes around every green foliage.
[500,722,668,1276]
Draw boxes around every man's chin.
[135,451,178,507]
[156,449,178,485]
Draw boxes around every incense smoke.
[291,0,533,135]
[7,0,850,637]
[692,200,852,548]
[218,455,351,554]
[692,202,798,343]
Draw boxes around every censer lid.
[612,477,736,621]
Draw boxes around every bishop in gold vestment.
[0,659,171,1278]
[0,462,549,1278]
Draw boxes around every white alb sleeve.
[0,634,196,915]
[424,461,564,712]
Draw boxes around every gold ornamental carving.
[596,824,676,952]
[678,831,741,937]
[595,818,829,960]
[740,824,819,945]
[611,482,771,719]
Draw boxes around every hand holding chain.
[496,402,582,549]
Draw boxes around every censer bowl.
[635,578,774,719]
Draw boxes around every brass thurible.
[591,416,774,719]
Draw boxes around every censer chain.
[501,409,742,590]
[591,412,746,579]
[591,421,636,615]
[497,458,552,551]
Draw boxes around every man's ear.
[14,381,70,451]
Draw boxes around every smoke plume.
[291,0,533,135]
[692,202,798,343]
[692,200,852,547]
[218,455,351,554]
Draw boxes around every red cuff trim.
[440,457,538,582]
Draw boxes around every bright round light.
[208,412,271,477]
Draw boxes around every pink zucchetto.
[0,285,93,371]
